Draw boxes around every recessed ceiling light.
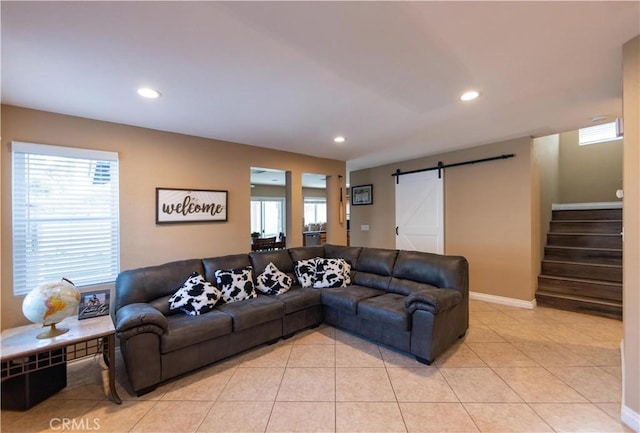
[334,136,346,143]
[591,115,607,122]
[137,87,161,99]
[460,90,480,101]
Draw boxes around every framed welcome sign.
[156,188,228,224]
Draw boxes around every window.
[251,198,285,237]
[304,197,326,226]
[579,120,622,145]
[12,142,120,295]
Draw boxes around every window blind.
[579,121,622,145]
[11,142,120,295]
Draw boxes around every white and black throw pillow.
[338,258,352,285]
[294,258,319,288]
[256,262,293,295]
[168,272,222,316]
[313,258,348,288]
[215,266,257,303]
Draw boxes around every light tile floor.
[1,300,632,432]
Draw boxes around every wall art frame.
[156,188,228,224]
[351,184,373,206]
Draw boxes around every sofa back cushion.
[324,244,361,268]
[392,250,468,294]
[387,278,439,296]
[203,254,252,284]
[288,246,325,262]
[149,294,178,316]
[324,244,361,284]
[115,259,204,311]
[352,248,398,291]
[250,250,296,283]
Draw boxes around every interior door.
[395,170,444,254]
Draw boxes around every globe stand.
[36,323,69,339]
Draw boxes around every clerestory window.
[578,120,623,146]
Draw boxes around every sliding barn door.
[395,170,444,254]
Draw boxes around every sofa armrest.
[405,287,462,314]
[115,303,168,339]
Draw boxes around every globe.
[22,278,81,339]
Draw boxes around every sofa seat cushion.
[358,293,411,331]
[216,296,284,332]
[161,310,232,354]
[321,286,385,314]
[276,286,322,314]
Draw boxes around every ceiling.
[2,2,638,172]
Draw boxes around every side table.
[1,315,122,409]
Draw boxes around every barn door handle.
[395,226,399,235]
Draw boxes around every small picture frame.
[351,184,373,206]
[78,290,110,320]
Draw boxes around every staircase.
[536,206,623,320]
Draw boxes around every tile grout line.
[436,359,485,433]
[462,332,559,433]
[469,312,625,430]
[261,343,292,433]
[382,343,409,433]
[191,362,239,433]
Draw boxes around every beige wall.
[251,184,286,198]
[350,137,538,302]
[622,35,639,428]
[349,168,396,248]
[251,185,326,199]
[532,134,560,261]
[558,130,623,203]
[0,105,346,329]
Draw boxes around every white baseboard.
[469,291,537,309]
[622,405,640,432]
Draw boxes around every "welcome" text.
[162,195,224,216]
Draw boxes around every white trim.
[469,291,536,309]
[552,201,622,211]
[621,339,640,432]
[622,406,640,433]
[11,141,118,161]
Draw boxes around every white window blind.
[12,142,120,295]
[579,121,622,145]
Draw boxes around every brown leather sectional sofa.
[114,244,469,395]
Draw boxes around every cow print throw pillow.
[313,258,348,288]
[215,266,257,303]
[338,258,352,285]
[168,272,222,316]
[256,262,293,295]
[294,258,319,288]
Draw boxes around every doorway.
[302,173,327,246]
[250,167,287,245]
